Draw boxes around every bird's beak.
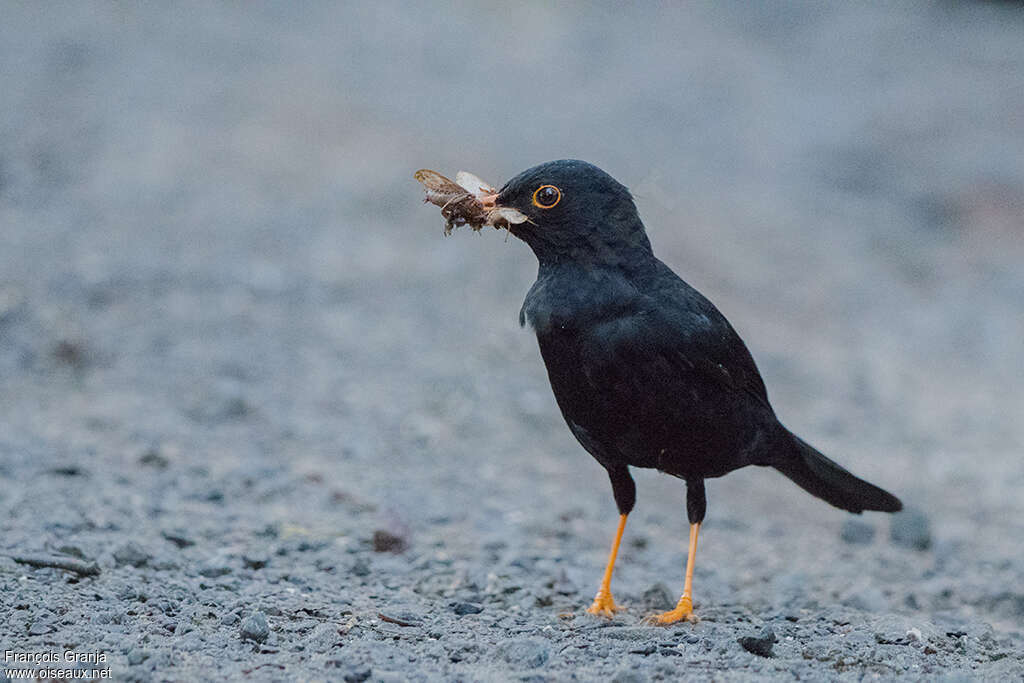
[480,191,530,227]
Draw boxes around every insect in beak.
[479,193,499,212]
[415,168,530,234]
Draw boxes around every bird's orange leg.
[586,513,628,617]
[648,522,700,625]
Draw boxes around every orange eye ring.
[532,185,562,209]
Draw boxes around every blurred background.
[1,0,1023,669]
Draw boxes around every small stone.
[372,530,407,553]
[450,601,484,616]
[29,621,55,635]
[56,545,86,559]
[113,542,151,568]
[53,339,89,367]
[256,523,280,538]
[306,622,343,653]
[240,612,270,643]
[351,560,371,577]
[199,564,232,578]
[139,447,170,469]
[890,508,932,551]
[127,648,148,666]
[150,558,180,571]
[738,626,776,658]
[840,519,876,545]
[496,637,550,668]
[161,529,194,548]
[343,668,372,683]
[48,464,85,476]
[243,553,269,570]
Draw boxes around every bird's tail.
[772,434,902,514]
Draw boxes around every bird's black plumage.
[496,160,901,522]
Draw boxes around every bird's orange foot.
[586,590,622,618]
[645,596,697,626]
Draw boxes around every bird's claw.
[585,590,622,618]
[645,596,698,626]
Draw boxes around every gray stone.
[496,637,550,668]
[160,529,194,548]
[112,542,151,568]
[239,612,270,643]
[199,564,232,578]
[243,553,269,570]
[343,669,372,683]
[305,622,343,653]
[450,601,483,616]
[738,627,776,658]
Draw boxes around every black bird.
[473,160,902,624]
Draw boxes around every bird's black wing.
[565,278,778,477]
[577,282,771,411]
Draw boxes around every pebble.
[127,648,149,665]
[373,530,408,553]
[840,519,876,544]
[343,669,372,683]
[139,447,170,469]
[450,601,484,616]
[890,508,932,551]
[738,626,776,658]
[243,553,269,570]
[199,564,233,578]
[239,612,270,643]
[113,542,151,568]
[161,529,194,548]
[496,637,550,668]
[306,622,343,653]
[29,620,55,635]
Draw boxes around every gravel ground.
[2,3,1023,681]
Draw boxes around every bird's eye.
[532,185,562,209]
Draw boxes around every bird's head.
[481,160,652,266]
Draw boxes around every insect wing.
[414,169,466,195]
[455,171,497,199]
[494,207,529,224]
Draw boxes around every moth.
[415,169,529,235]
